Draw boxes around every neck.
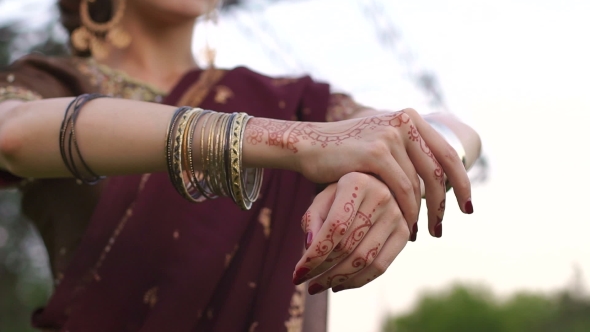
[98,8,199,93]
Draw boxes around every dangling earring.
[202,0,220,68]
[71,0,131,60]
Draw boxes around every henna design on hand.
[438,199,446,213]
[326,243,381,287]
[408,125,444,187]
[327,210,374,263]
[246,112,410,153]
[301,210,311,232]
[305,190,357,262]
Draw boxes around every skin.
[0,0,481,296]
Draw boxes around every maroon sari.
[1,57,330,331]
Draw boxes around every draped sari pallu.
[0,57,330,332]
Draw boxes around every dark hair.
[58,0,113,56]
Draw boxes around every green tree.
[383,281,590,332]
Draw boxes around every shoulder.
[1,54,91,98]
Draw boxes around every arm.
[0,97,298,178]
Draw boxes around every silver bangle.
[426,119,467,167]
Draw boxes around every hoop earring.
[71,0,131,60]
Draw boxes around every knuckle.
[398,222,411,239]
[443,144,460,163]
[383,127,402,143]
[375,186,393,204]
[401,108,418,117]
[340,172,370,188]
[454,177,472,192]
[372,260,390,276]
[366,141,389,159]
[398,178,414,197]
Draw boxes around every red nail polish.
[410,223,418,242]
[308,283,324,295]
[465,200,474,214]
[435,219,442,238]
[293,267,310,285]
[305,232,313,249]
[332,285,346,293]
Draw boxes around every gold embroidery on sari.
[214,85,233,104]
[143,287,159,308]
[284,283,306,332]
[258,207,272,238]
[224,244,239,268]
[249,321,259,332]
[177,68,226,107]
[0,85,42,102]
[74,58,166,103]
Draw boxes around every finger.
[307,210,399,295]
[301,186,337,249]
[370,150,418,229]
[301,188,391,281]
[332,225,410,293]
[386,149,421,240]
[404,109,473,214]
[293,178,365,285]
[402,125,447,237]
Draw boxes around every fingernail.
[332,285,346,293]
[465,200,474,214]
[308,283,324,295]
[293,267,310,285]
[410,224,418,242]
[305,232,313,249]
[435,218,442,238]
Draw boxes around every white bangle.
[426,119,466,167]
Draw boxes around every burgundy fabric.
[30,67,330,331]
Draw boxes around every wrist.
[241,117,304,173]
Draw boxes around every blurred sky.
[2,0,590,331]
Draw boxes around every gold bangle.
[228,112,250,210]
[181,108,208,202]
[166,106,192,192]
[197,112,216,199]
[241,116,264,202]
[170,109,197,199]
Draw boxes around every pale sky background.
[2,0,589,331]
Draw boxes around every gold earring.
[71,0,131,60]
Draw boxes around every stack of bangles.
[59,94,263,210]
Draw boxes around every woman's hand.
[244,109,472,238]
[292,172,410,294]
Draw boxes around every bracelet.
[59,93,108,185]
[426,119,466,167]
[165,107,263,210]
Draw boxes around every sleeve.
[0,54,82,188]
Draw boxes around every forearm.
[0,98,298,178]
